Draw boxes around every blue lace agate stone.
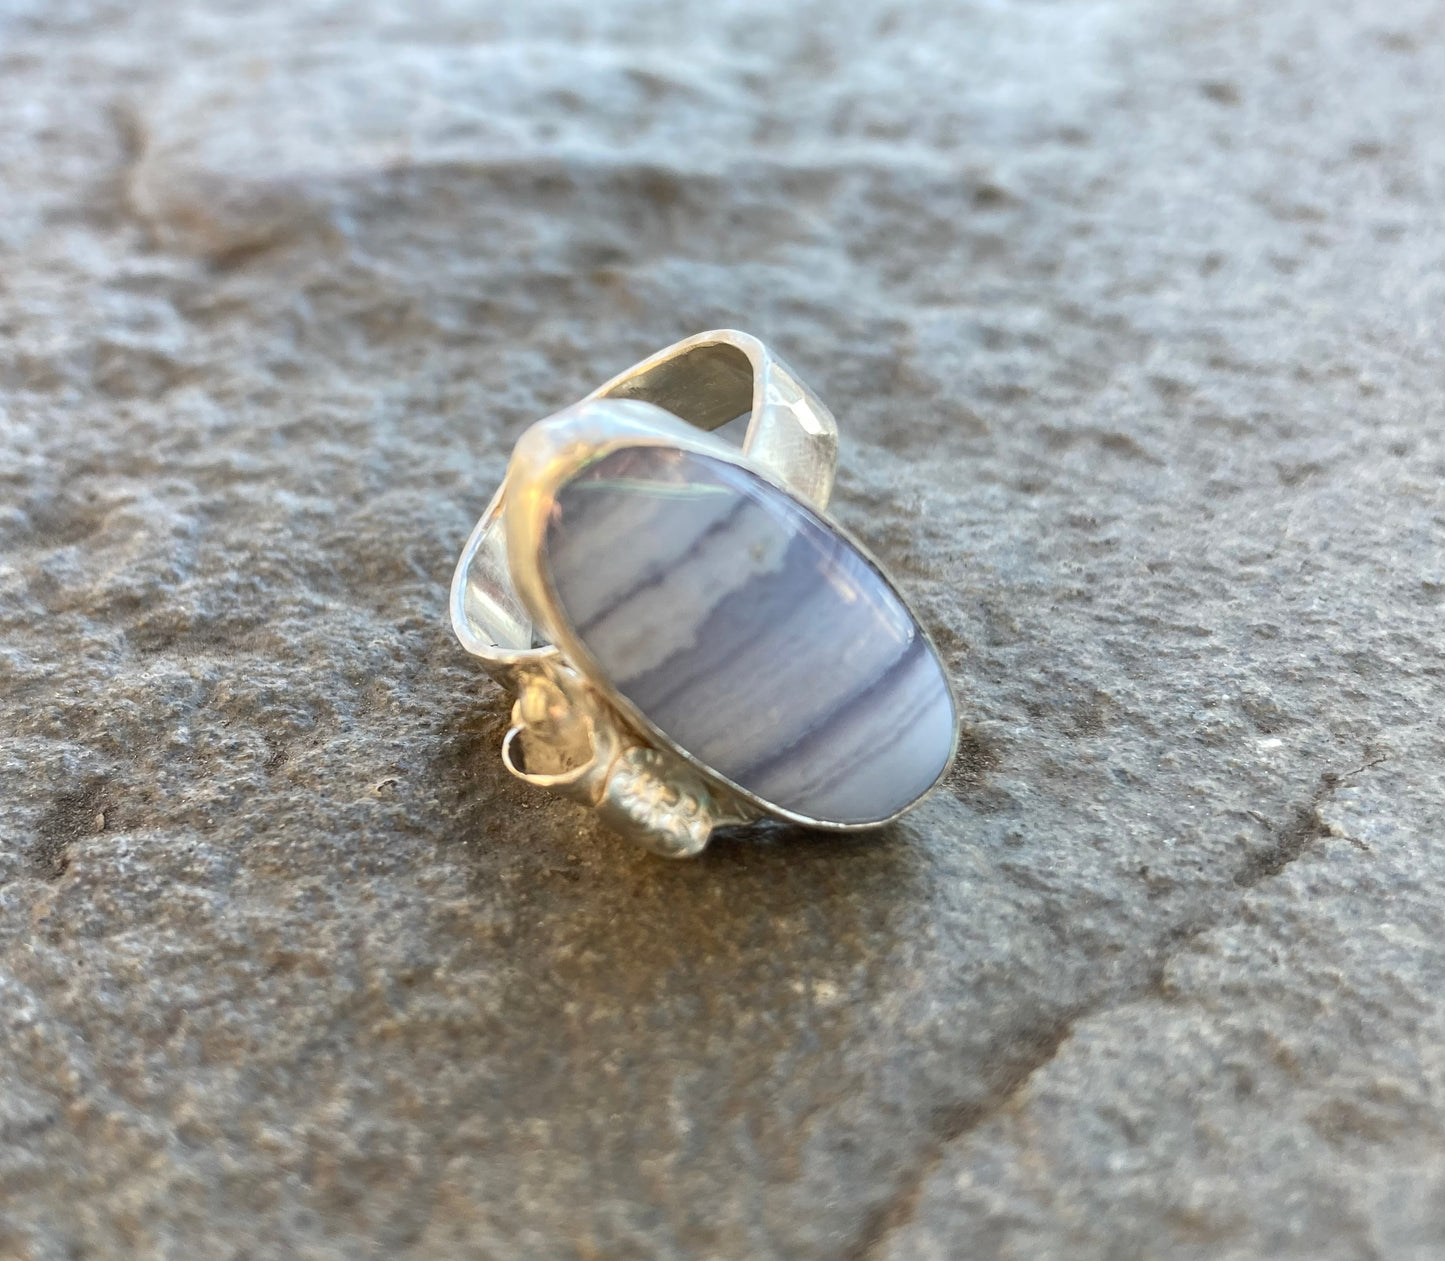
[542,445,956,825]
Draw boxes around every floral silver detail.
[500,661,755,857]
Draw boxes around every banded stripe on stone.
[542,445,955,826]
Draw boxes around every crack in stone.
[848,750,1387,1259]
[847,1013,1080,1261]
[1233,754,1385,888]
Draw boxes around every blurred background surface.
[0,0,1442,1257]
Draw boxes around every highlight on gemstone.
[540,444,956,826]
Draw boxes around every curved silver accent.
[450,330,837,680]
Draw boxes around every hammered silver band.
[453,330,839,670]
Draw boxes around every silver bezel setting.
[449,331,959,856]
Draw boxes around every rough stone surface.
[0,1,1440,1258]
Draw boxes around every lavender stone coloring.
[541,445,956,825]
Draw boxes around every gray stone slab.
[0,0,1440,1258]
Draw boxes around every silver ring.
[450,330,958,857]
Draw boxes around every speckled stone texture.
[0,1,1440,1259]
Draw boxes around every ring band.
[450,330,958,857]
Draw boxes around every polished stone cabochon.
[541,445,956,825]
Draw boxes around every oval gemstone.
[541,445,956,826]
